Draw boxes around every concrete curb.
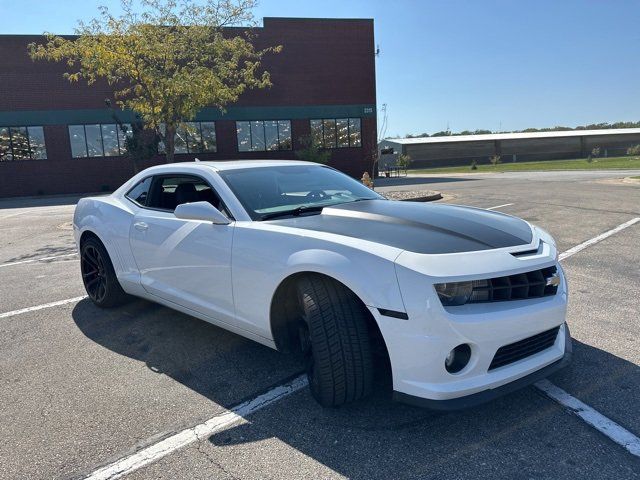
[382,190,443,202]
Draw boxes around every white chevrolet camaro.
[74,160,571,408]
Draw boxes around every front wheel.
[80,236,130,308]
[297,275,374,407]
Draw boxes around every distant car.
[73,160,571,408]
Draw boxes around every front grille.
[489,326,560,370]
[468,266,559,303]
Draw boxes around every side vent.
[511,240,543,258]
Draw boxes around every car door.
[128,174,237,324]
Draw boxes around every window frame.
[235,120,293,152]
[125,173,233,220]
[309,117,362,149]
[124,176,153,207]
[0,125,48,161]
[158,122,218,155]
[68,123,130,158]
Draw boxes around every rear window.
[125,177,152,206]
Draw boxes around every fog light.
[445,344,472,373]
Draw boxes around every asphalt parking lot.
[1,169,639,479]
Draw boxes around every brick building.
[0,18,377,197]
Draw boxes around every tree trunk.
[164,124,176,164]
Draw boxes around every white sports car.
[74,160,571,408]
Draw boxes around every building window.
[68,123,131,158]
[310,118,361,149]
[0,126,47,161]
[236,120,292,152]
[158,122,217,154]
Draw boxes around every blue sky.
[2,0,639,137]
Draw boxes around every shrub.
[489,154,501,166]
[627,144,640,156]
[295,135,331,164]
[361,171,374,188]
[591,146,600,158]
[396,153,411,170]
[470,160,478,170]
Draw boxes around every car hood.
[270,200,533,254]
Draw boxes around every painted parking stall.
[1,170,639,479]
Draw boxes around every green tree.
[29,0,281,163]
[295,135,331,164]
[396,153,411,170]
[627,144,640,156]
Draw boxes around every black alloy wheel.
[82,244,108,303]
[80,236,129,308]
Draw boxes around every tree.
[295,135,331,164]
[29,0,281,163]
[122,121,159,173]
[396,153,411,171]
[627,144,640,156]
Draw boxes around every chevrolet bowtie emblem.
[546,273,561,287]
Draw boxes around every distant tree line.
[403,121,640,139]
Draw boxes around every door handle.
[134,221,148,231]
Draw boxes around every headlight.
[434,282,473,306]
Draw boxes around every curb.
[400,192,442,202]
[382,191,443,202]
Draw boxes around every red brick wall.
[0,18,377,197]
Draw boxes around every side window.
[146,175,226,215]
[125,177,152,206]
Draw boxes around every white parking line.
[486,203,514,210]
[84,375,308,480]
[0,211,27,220]
[0,296,87,319]
[559,217,640,261]
[535,380,640,457]
[3,216,639,477]
[0,252,78,268]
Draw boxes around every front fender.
[231,223,407,340]
[281,248,405,311]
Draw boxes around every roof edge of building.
[382,128,640,145]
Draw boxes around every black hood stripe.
[271,200,532,254]
[324,207,496,249]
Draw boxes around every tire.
[80,236,130,308]
[297,275,374,407]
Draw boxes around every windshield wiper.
[260,205,326,221]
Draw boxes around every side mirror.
[174,201,231,225]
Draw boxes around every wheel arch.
[79,229,101,247]
[269,272,392,382]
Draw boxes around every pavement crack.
[195,441,243,480]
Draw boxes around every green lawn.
[408,156,640,174]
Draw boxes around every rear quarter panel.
[73,195,143,295]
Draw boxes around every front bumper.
[374,243,570,409]
[393,323,572,410]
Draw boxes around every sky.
[1,0,639,138]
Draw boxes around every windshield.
[219,164,383,220]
